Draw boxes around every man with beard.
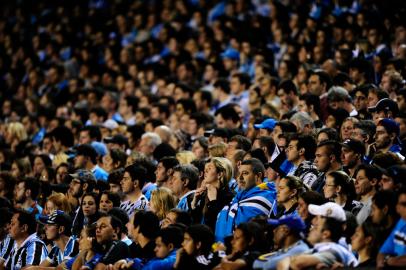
[67,170,96,209]
[28,210,78,269]
[13,178,42,219]
[373,118,404,160]
[340,139,365,178]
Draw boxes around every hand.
[206,184,217,201]
[113,260,130,270]
[191,186,206,209]
[174,248,185,269]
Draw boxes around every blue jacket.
[130,249,177,270]
[215,182,277,242]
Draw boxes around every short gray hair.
[290,111,314,131]
[142,132,162,148]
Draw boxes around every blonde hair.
[47,192,72,213]
[150,187,178,220]
[210,157,233,188]
[7,122,28,142]
[208,142,227,157]
[176,151,196,164]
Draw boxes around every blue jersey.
[5,233,48,270]
[45,236,79,266]
[129,249,177,270]
[380,218,406,256]
[177,190,195,212]
[215,182,277,242]
[0,235,14,263]
[253,240,309,270]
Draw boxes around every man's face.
[341,147,358,169]
[109,183,121,194]
[68,179,82,197]
[286,140,300,163]
[14,182,26,203]
[171,171,184,197]
[9,213,24,239]
[314,146,331,172]
[380,174,395,191]
[379,75,391,92]
[396,194,406,220]
[397,95,406,111]
[354,91,368,111]
[374,125,392,150]
[298,100,309,113]
[193,92,203,111]
[395,117,406,138]
[74,155,87,169]
[354,169,373,196]
[308,75,323,96]
[273,225,288,248]
[230,77,242,95]
[45,224,59,241]
[367,92,379,107]
[259,129,271,137]
[138,138,153,156]
[121,172,135,194]
[372,111,387,124]
[95,216,115,244]
[307,215,326,245]
[154,236,171,259]
[238,164,258,190]
[277,89,293,112]
[155,162,169,186]
[79,131,92,145]
[271,126,282,145]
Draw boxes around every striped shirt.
[120,194,149,217]
[0,235,14,263]
[45,236,79,266]
[5,233,48,270]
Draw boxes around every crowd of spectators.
[1,0,406,269]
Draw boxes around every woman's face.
[203,162,218,184]
[99,194,114,213]
[231,229,248,254]
[33,157,45,175]
[11,162,19,178]
[82,195,97,217]
[45,200,56,215]
[277,178,293,204]
[297,197,308,220]
[351,226,367,252]
[182,232,196,255]
[192,141,205,159]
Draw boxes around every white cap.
[308,202,346,222]
[102,119,119,130]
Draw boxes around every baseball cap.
[383,165,406,185]
[341,139,365,156]
[221,48,240,61]
[38,210,72,227]
[103,134,129,147]
[69,169,96,183]
[367,98,399,116]
[91,141,108,157]
[268,215,306,233]
[204,128,229,139]
[254,118,277,131]
[378,118,400,136]
[308,202,346,222]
